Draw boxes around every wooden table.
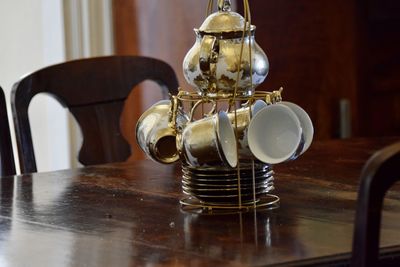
[1,138,399,266]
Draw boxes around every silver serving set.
[136,0,314,211]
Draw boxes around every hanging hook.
[206,0,214,17]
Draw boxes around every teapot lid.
[198,0,255,34]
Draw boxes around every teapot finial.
[218,0,231,12]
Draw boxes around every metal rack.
[169,89,283,212]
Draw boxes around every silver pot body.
[183,31,269,97]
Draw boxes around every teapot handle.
[199,35,218,78]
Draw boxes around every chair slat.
[0,86,16,176]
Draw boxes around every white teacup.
[247,104,302,164]
[180,111,237,168]
[280,101,313,156]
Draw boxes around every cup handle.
[188,99,217,122]
[199,35,218,78]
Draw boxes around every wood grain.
[113,0,206,89]
[1,138,400,266]
[238,0,360,139]
[240,0,400,139]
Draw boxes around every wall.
[0,0,70,172]
[242,0,400,138]
[0,0,114,173]
[239,0,360,139]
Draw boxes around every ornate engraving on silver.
[180,111,237,168]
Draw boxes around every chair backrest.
[0,86,16,176]
[11,56,179,173]
[351,141,400,267]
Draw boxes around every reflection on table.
[0,137,399,266]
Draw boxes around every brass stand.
[171,89,283,212]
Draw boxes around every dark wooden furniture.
[11,56,179,173]
[351,142,400,267]
[239,0,400,139]
[0,86,16,176]
[0,138,399,266]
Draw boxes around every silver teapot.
[183,0,269,97]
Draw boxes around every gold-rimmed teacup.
[136,100,187,164]
[179,111,237,168]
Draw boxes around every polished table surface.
[1,138,400,266]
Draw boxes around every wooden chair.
[11,56,179,173]
[0,86,16,176]
[351,141,400,267]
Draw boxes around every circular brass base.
[180,194,280,214]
